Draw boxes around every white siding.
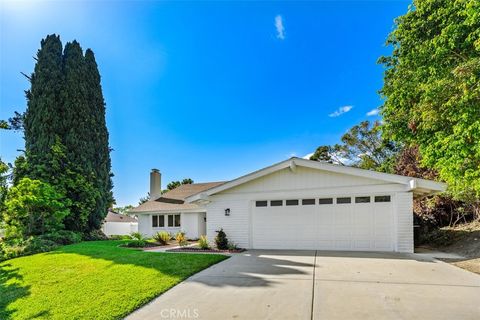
[395,192,414,253]
[224,166,389,194]
[138,212,204,239]
[206,197,250,248]
[205,166,415,252]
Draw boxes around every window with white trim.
[152,215,165,228]
[167,214,181,227]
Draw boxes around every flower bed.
[166,247,245,253]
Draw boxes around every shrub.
[175,231,187,247]
[0,236,60,262]
[215,229,228,250]
[227,242,238,251]
[153,231,171,245]
[3,178,69,238]
[198,235,209,249]
[40,230,82,245]
[130,232,146,241]
[109,234,132,240]
[83,229,108,241]
[124,240,146,248]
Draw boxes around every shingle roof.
[130,181,225,213]
[104,211,138,223]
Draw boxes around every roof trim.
[185,157,446,202]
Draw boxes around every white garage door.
[252,195,394,251]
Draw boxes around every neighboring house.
[102,210,138,236]
[130,157,445,252]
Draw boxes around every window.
[167,214,181,227]
[270,200,283,206]
[159,215,165,227]
[375,195,391,203]
[152,215,165,228]
[256,201,268,207]
[319,198,333,205]
[355,196,371,203]
[174,214,181,227]
[168,215,174,227]
[337,197,351,204]
[286,199,299,206]
[302,199,315,205]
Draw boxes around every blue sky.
[0,0,409,206]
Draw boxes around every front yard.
[0,240,227,320]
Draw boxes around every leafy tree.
[310,121,398,173]
[139,192,150,205]
[166,178,194,191]
[0,158,10,217]
[3,178,69,238]
[379,0,480,199]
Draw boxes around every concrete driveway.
[126,250,480,320]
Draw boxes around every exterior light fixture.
[225,208,230,216]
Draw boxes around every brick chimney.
[150,169,161,200]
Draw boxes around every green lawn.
[0,241,228,320]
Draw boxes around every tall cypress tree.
[24,35,64,175]
[22,35,113,233]
[84,49,113,230]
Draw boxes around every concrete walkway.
[126,250,480,320]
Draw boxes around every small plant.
[227,242,238,251]
[130,232,145,241]
[175,231,188,247]
[198,235,209,249]
[215,228,228,250]
[153,231,171,245]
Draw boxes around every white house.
[102,210,138,236]
[131,157,446,252]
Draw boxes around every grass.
[0,240,228,320]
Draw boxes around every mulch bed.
[166,247,245,253]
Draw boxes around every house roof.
[130,181,225,213]
[185,157,447,203]
[104,211,138,223]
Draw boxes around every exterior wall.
[205,167,414,251]
[394,192,414,253]
[138,214,152,237]
[137,212,204,239]
[206,197,250,248]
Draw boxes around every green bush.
[83,229,109,241]
[153,231,170,245]
[198,235,209,249]
[124,240,146,248]
[0,236,60,262]
[215,229,228,250]
[39,230,82,245]
[227,242,238,250]
[109,234,132,240]
[3,178,69,238]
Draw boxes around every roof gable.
[185,157,446,202]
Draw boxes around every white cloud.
[366,108,380,116]
[329,105,353,117]
[275,15,285,40]
[303,153,314,159]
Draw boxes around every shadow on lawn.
[0,263,31,320]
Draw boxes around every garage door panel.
[252,196,394,251]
